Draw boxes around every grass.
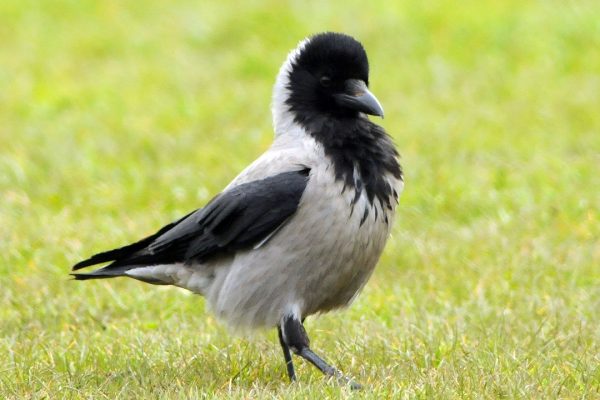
[1,0,599,398]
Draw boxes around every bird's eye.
[319,76,332,87]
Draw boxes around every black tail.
[71,265,135,280]
[71,237,160,282]
[72,239,155,271]
[71,264,166,284]
[72,225,177,271]
[71,238,155,281]
[71,232,166,283]
[71,211,194,275]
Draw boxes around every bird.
[72,32,403,389]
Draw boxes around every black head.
[285,32,384,121]
[275,33,402,209]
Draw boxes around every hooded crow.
[72,32,403,389]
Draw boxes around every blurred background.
[1,0,598,397]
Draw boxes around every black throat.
[294,113,403,209]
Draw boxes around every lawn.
[1,0,599,398]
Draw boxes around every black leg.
[280,315,363,390]
[277,325,296,382]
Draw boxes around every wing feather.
[71,169,310,280]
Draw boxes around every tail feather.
[72,244,148,270]
[71,265,167,285]
[72,211,194,271]
[71,265,132,280]
[71,231,163,271]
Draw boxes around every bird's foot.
[298,347,363,390]
[332,372,363,390]
[279,316,363,390]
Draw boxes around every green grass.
[1,0,599,398]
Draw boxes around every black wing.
[72,169,310,279]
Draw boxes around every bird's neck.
[301,114,402,208]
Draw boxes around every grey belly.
[193,191,392,329]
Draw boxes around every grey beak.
[333,79,384,118]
